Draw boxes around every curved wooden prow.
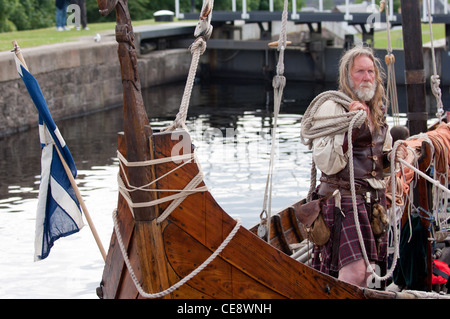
[97,0,118,16]
[96,0,154,218]
[96,0,171,296]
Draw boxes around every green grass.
[1,19,446,52]
[0,19,160,52]
[373,24,445,49]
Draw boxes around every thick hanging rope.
[259,0,289,241]
[425,0,445,121]
[349,133,401,282]
[381,0,400,125]
[163,38,206,131]
[163,0,214,131]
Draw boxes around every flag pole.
[53,145,107,261]
[12,41,107,262]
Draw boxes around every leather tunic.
[321,121,388,186]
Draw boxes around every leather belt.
[318,178,370,197]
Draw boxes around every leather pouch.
[295,197,331,246]
[370,203,389,238]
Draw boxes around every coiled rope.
[300,90,366,200]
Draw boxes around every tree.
[0,0,14,32]
[0,0,53,32]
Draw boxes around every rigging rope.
[425,0,445,121]
[259,0,289,241]
[163,0,214,132]
[381,0,400,125]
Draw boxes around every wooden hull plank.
[164,222,285,298]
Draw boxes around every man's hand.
[348,101,369,113]
[394,143,408,162]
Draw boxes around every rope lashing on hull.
[116,150,208,224]
[114,139,243,298]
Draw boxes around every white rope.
[382,1,400,125]
[300,90,366,200]
[402,132,450,236]
[163,38,206,131]
[347,115,401,283]
[164,0,213,132]
[113,208,241,299]
[401,289,450,299]
[259,0,289,241]
[117,151,192,167]
[116,151,208,223]
[398,157,450,196]
[425,0,445,120]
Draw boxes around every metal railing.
[175,0,449,21]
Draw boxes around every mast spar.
[400,0,428,135]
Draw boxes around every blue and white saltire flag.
[15,56,84,261]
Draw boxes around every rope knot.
[189,37,207,55]
[272,75,286,90]
[431,74,442,98]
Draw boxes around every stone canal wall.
[0,35,192,137]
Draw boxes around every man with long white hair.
[306,46,406,287]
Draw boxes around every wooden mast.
[96,0,172,296]
[400,0,428,135]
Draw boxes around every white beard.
[349,79,376,102]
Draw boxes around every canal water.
[0,79,411,298]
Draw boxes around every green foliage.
[0,0,15,32]
[1,0,54,32]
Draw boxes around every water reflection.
[0,79,439,225]
[0,80,332,223]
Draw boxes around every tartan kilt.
[311,192,388,275]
